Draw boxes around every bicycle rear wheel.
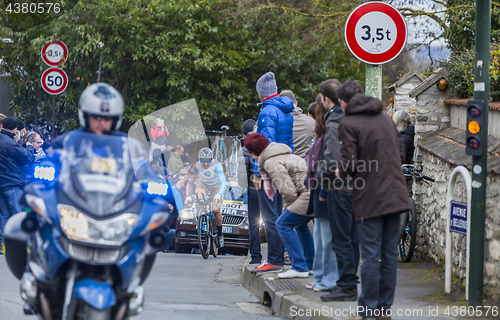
[198,214,211,259]
[399,198,417,262]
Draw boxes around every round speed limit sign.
[41,68,68,95]
[41,40,68,67]
[345,2,406,65]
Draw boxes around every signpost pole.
[469,0,491,307]
[365,64,382,99]
[52,96,56,139]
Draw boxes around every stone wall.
[415,149,500,299]
[391,74,423,123]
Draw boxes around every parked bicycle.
[206,125,229,173]
[227,135,241,179]
[399,164,434,262]
[193,193,219,259]
[205,126,240,179]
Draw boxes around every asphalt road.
[0,252,282,320]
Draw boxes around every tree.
[0,0,365,135]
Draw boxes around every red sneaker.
[250,260,283,273]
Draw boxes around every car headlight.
[58,204,137,245]
[179,207,196,221]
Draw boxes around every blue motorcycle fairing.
[128,196,169,240]
[73,279,116,310]
[25,182,60,226]
[28,222,69,281]
[116,237,144,290]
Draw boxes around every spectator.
[25,132,46,162]
[237,119,262,264]
[336,81,410,320]
[307,102,317,119]
[250,71,294,273]
[149,116,170,161]
[0,117,35,252]
[0,113,6,129]
[304,95,338,292]
[15,118,26,143]
[393,110,415,164]
[168,145,185,175]
[41,139,52,153]
[316,79,360,302]
[279,90,315,159]
[181,151,190,167]
[245,133,312,278]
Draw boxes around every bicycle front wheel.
[198,214,211,259]
[399,198,417,262]
[211,219,218,258]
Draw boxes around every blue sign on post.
[450,200,467,235]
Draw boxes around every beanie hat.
[256,72,278,97]
[2,117,18,131]
[16,118,25,130]
[242,119,256,136]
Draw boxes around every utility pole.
[469,0,491,307]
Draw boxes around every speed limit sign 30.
[41,67,68,95]
[345,2,407,65]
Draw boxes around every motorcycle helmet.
[198,147,213,161]
[78,83,124,131]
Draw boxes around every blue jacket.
[0,129,35,191]
[253,96,294,176]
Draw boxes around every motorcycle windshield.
[59,131,142,217]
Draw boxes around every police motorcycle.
[3,84,172,320]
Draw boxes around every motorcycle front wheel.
[75,301,112,320]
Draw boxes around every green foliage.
[439,45,500,100]
[445,0,500,53]
[0,0,364,135]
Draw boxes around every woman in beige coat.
[244,133,313,279]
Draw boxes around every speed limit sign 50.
[345,2,407,65]
[41,67,68,95]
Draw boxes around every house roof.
[387,71,425,93]
[418,127,500,174]
[444,98,500,111]
[409,68,448,98]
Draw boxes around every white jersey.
[194,160,223,185]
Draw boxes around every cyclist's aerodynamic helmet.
[78,83,125,131]
[198,147,213,163]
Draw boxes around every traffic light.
[466,99,485,156]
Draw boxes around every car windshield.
[58,131,145,217]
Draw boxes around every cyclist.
[185,147,227,248]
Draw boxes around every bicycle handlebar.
[402,164,434,183]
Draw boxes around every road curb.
[241,255,339,319]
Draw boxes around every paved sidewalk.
[242,246,499,320]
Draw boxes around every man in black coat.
[0,117,34,248]
[336,82,410,320]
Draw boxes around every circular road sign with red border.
[41,40,68,67]
[345,2,406,65]
[41,68,68,95]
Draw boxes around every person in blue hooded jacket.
[250,71,294,273]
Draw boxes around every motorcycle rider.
[185,147,227,248]
[49,82,174,207]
